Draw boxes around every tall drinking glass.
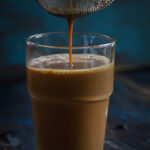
[26,32,115,150]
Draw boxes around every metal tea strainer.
[36,0,115,18]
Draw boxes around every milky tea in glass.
[26,33,115,150]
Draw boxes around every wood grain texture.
[0,70,150,150]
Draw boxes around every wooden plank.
[0,71,150,150]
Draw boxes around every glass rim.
[26,32,115,49]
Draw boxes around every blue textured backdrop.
[0,0,150,65]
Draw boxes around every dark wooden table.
[0,67,150,150]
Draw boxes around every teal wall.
[0,0,150,65]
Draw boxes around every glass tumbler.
[26,32,115,150]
